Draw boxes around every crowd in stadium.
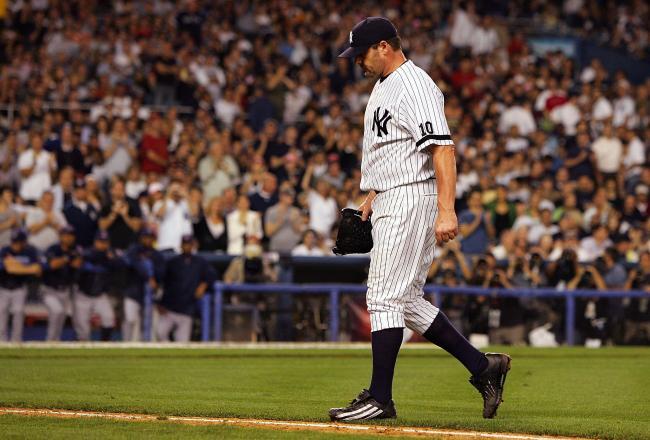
[0,0,648,344]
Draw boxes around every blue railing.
[141,283,648,346]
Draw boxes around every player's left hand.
[435,209,458,244]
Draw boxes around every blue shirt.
[0,245,41,289]
[160,253,214,316]
[458,210,489,255]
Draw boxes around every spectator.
[0,229,41,342]
[226,195,263,255]
[153,182,192,252]
[265,186,303,254]
[18,131,56,203]
[579,224,613,262]
[249,172,279,215]
[25,191,68,251]
[123,228,165,342]
[624,251,650,344]
[591,123,623,181]
[459,189,495,255]
[193,196,228,252]
[528,208,559,245]
[139,116,169,176]
[152,42,178,106]
[63,181,99,248]
[51,166,75,212]
[42,226,81,341]
[75,231,121,341]
[0,189,19,248]
[292,229,326,257]
[95,118,137,183]
[157,235,212,342]
[302,172,337,238]
[198,141,239,202]
[98,178,143,250]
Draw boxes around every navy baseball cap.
[338,17,398,58]
[95,230,110,242]
[11,228,27,243]
[60,225,75,235]
[139,227,156,238]
[181,234,195,243]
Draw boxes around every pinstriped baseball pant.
[366,179,439,333]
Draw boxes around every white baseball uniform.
[361,60,453,333]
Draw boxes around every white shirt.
[612,96,635,127]
[25,207,67,251]
[154,199,193,252]
[226,210,263,255]
[450,9,476,48]
[592,136,623,173]
[18,149,55,201]
[550,102,581,136]
[623,136,646,177]
[291,244,325,257]
[470,26,499,55]
[498,106,536,136]
[360,60,453,192]
[307,190,337,237]
[592,96,613,121]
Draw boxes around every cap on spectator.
[285,152,299,163]
[74,178,86,189]
[338,17,398,58]
[538,200,555,212]
[140,227,156,238]
[60,225,75,235]
[95,230,110,242]
[281,187,296,197]
[327,153,340,163]
[11,228,27,243]
[635,184,649,195]
[181,234,195,243]
[148,182,164,195]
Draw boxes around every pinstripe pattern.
[361,60,453,193]
[363,59,452,333]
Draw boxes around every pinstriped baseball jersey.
[360,60,453,192]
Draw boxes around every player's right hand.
[358,191,376,222]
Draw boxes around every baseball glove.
[332,208,373,255]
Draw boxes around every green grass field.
[0,346,648,439]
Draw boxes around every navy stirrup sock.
[423,312,488,376]
[368,327,404,405]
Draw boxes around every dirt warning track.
[0,407,594,440]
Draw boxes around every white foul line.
[0,408,592,440]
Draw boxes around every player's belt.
[374,177,436,194]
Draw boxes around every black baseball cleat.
[469,352,512,419]
[329,389,397,422]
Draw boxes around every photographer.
[484,264,526,345]
[567,259,608,345]
[624,251,650,344]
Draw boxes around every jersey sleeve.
[399,78,454,152]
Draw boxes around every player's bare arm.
[432,145,458,243]
[359,190,376,221]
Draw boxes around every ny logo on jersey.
[372,107,392,137]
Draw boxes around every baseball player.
[42,225,82,341]
[122,227,165,341]
[156,234,213,342]
[0,229,42,342]
[74,231,122,341]
[329,18,511,421]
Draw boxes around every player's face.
[355,46,383,79]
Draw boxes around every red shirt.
[140,134,169,175]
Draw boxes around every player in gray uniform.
[329,17,511,421]
[42,225,82,341]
